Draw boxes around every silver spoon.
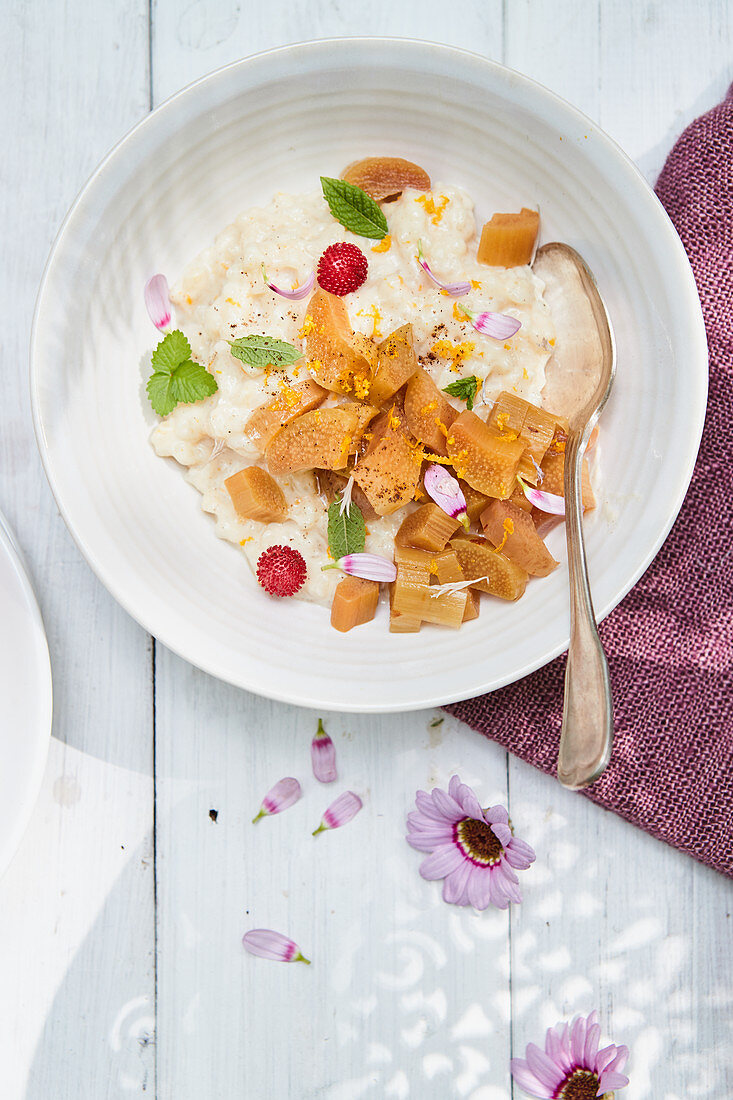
[532,243,616,789]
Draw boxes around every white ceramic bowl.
[31,38,707,712]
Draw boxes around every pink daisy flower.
[511,1011,629,1098]
[406,775,535,909]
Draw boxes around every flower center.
[456,817,503,865]
[559,1070,601,1100]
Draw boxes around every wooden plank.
[154,658,513,1098]
[505,3,733,1097]
[0,1,154,1097]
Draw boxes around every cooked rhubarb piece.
[266,404,377,476]
[315,469,377,520]
[450,536,528,601]
[369,325,419,406]
[404,368,458,456]
[487,391,568,483]
[352,409,423,516]
[537,452,596,510]
[508,484,534,513]
[480,499,558,577]
[389,583,422,633]
[477,208,540,267]
[391,562,431,618]
[447,411,526,498]
[432,549,463,584]
[458,479,490,523]
[225,466,288,524]
[305,289,373,397]
[462,588,481,622]
[341,157,431,202]
[245,379,329,452]
[330,575,379,632]
[420,588,468,629]
[395,503,461,551]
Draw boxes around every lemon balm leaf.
[146,328,218,416]
[320,177,388,240]
[327,498,366,560]
[151,329,192,374]
[442,375,480,411]
[229,335,303,371]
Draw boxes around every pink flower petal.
[311,718,337,783]
[415,790,452,821]
[466,865,492,910]
[442,859,473,905]
[525,1043,566,1092]
[314,790,363,835]
[517,475,566,515]
[252,777,302,823]
[431,788,465,822]
[510,1059,553,1099]
[584,1021,601,1067]
[594,1045,618,1074]
[416,241,471,297]
[457,302,522,340]
[262,264,316,301]
[490,822,513,848]
[242,929,310,964]
[329,553,396,582]
[484,804,510,825]
[488,868,511,909]
[504,840,536,870]
[144,273,172,331]
[571,1015,587,1064]
[419,843,465,880]
[424,465,469,524]
[407,833,444,853]
[599,1070,630,1093]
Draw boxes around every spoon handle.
[557,430,613,789]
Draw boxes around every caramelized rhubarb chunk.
[487,391,568,483]
[537,452,596,510]
[404,369,458,456]
[305,289,373,397]
[352,409,422,516]
[459,480,490,523]
[392,565,430,620]
[447,411,526,498]
[389,583,422,633]
[342,157,431,202]
[421,588,468,629]
[450,536,528,601]
[369,325,419,406]
[266,404,377,476]
[432,549,463,584]
[225,466,287,524]
[477,208,540,267]
[480,499,558,577]
[245,379,328,452]
[462,588,481,622]
[393,545,461,583]
[330,575,379,632]
[395,503,461,551]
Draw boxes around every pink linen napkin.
[447,87,733,878]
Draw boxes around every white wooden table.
[2,3,732,1097]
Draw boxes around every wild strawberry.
[317,243,368,296]
[256,545,307,597]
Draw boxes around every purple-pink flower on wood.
[423,464,469,527]
[406,775,535,909]
[252,777,302,823]
[311,718,337,783]
[144,273,172,331]
[242,929,310,964]
[262,264,316,301]
[416,240,471,297]
[323,553,397,583]
[457,302,522,340]
[313,791,363,835]
[517,475,566,516]
[510,1010,629,1098]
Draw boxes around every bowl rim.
[29,36,708,712]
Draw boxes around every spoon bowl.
[533,243,617,788]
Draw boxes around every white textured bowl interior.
[31,39,707,711]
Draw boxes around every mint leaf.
[443,375,480,412]
[146,328,218,416]
[151,329,192,374]
[327,498,366,560]
[229,335,304,372]
[320,177,388,240]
